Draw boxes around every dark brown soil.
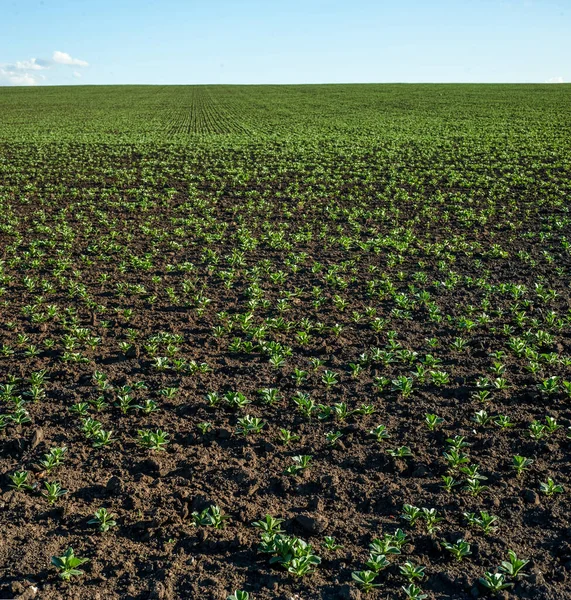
[0,141,570,600]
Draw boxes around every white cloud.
[0,67,39,86]
[0,56,49,85]
[53,50,89,67]
[545,76,564,83]
[1,51,89,86]
[14,58,49,71]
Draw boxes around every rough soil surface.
[0,141,570,600]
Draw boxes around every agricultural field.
[0,84,570,600]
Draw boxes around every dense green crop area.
[0,85,570,600]
[1,84,570,142]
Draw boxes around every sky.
[0,0,569,86]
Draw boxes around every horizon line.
[1,81,568,89]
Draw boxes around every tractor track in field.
[166,87,254,137]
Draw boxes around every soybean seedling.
[422,507,443,533]
[88,508,117,532]
[43,481,67,504]
[464,511,498,535]
[51,547,88,580]
[401,504,422,527]
[540,478,564,496]
[463,477,489,496]
[369,424,390,442]
[8,470,36,491]
[197,422,213,435]
[92,429,116,448]
[442,539,472,561]
[387,446,413,459]
[399,561,425,582]
[425,413,444,431]
[351,570,380,592]
[192,505,230,529]
[227,592,249,600]
[252,514,285,535]
[137,429,170,451]
[277,428,300,445]
[495,415,515,429]
[512,455,533,477]
[479,572,512,594]
[70,402,89,416]
[365,553,390,573]
[39,447,67,472]
[370,530,407,556]
[402,584,428,600]
[322,536,343,552]
[236,415,265,436]
[284,455,312,476]
[441,475,460,493]
[138,399,159,414]
[325,430,343,446]
[443,448,470,470]
[288,554,321,578]
[499,550,529,578]
[258,532,321,577]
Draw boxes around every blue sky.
[0,0,569,85]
